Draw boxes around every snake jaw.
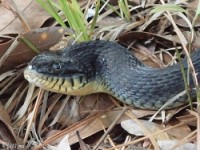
[25,68,77,93]
[24,67,43,87]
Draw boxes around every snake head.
[24,51,98,95]
[27,52,85,77]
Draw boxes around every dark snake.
[24,40,200,110]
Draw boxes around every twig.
[92,106,127,150]
[23,88,44,143]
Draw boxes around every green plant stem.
[177,50,193,110]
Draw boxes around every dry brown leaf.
[118,31,182,48]
[0,27,65,73]
[0,0,51,34]
[49,94,114,126]
[176,114,197,126]
[118,31,182,68]
[121,119,171,140]
[165,123,191,140]
[40,110,130,147]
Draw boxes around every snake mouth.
[24,66,88,95]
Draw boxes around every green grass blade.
[118,0,131,21]
[20,36,40,54]
[36,0,66,27]
[89,0,100,36]
[151,4,187,13]
[176,50,193,110]
[59,0,90,42]
[100,0,121,17]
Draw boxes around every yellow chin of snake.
[24,68,104,96]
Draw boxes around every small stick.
[92,106,127,150]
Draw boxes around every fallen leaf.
[121,119,170,140]
[176,114,197,126]
[165,123,191,140]
[157,140,196,150]
[56,135,71,150]
[0,0,51,34]
[0,27,65,73]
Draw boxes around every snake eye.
[52,62,61,72]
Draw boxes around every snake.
[24,40,200,110]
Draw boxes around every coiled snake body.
[24,41,200,110]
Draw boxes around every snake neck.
[60,40,143,89]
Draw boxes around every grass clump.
[36,0,101,42]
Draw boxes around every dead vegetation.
[0,0,200,150]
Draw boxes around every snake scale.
[24,40,200,110]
